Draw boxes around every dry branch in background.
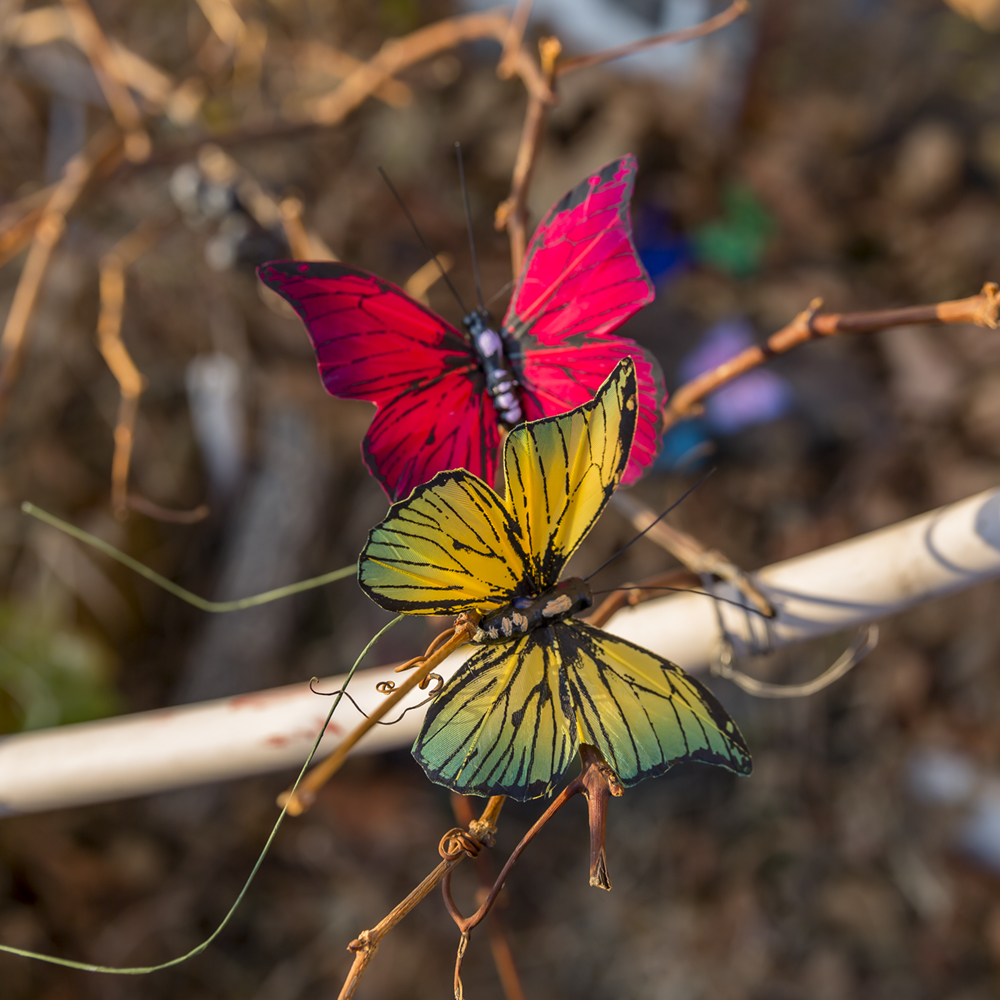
[664,282,1000,430]
[0,127,122,425]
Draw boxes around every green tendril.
[21,502,357,612]
[0,613,405,974]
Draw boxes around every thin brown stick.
[663,283,1000,430]
[586,568,703,628]
[0,128,123,426]
[443,750,622,997]
[495,36,561,276]
[278,612,481,816]
[556,0,749,76]
[451,796,527,1000]
[609,492,775,618]
[497,0,534,80]
[336,796,505,1000]
[60,0,151,162]
[305,10,553,127]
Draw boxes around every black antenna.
[590,586,768,619]
[455,142,486,312]
[378,166,468,314]
[585,467,717,582]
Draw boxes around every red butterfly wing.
[502,156,665,483]
[258,261,499,500]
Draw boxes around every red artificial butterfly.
[258,155,665,502]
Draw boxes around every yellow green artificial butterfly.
[359,358,751,800]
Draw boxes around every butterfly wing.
[562,621,752,784]
[504,358,637,589]
[358,470,530,615]
[258,261,499,501]
[413,630,575,800]
[502,156,664,484]
[413,618,751,801]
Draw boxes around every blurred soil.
[3,1,1000,998]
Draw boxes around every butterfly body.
[359,359,751,801]
[474,577,593,644]
[463,308,522,425]
[259,154,666,502]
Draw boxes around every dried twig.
[586,568,704,629]
[443,749,622,998]
[663,283,1000,430]
[304,10,553,127]
[609,492,775,618]
[60,0,151,161]
[337,795,506,1000]
[278,612,481,816]
[405,253,454,305]
[451,795,527,1000]
[0,127,123,426]
[556,0,749,75]
[496,0,535,80]
[495,36,562,276]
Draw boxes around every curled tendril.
[375,680,396,694]
[420,672,443,693]
[439,828,482,861]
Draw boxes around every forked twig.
[443,748,622,998]
[556,0,749,76]
[337,796,506,1000]
[664,284,1000,430]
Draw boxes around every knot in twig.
[347,929,374,953]
[977,282,999,329]
[439,827,482,860]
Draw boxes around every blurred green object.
[0,603,120,734]
[692,183,775,278]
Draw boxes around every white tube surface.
[2,486,1000,815]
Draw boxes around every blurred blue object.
[634,204,691,285]
[679,318,793,435]
[656,417,715,472]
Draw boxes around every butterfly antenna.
[485,278,514,309]
[455,142,486,312]
[585,468,717,582]
[591,586,768,619]
[378,166,468,314]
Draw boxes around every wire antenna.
[585,467,717,582]
[590,586,768,618]
[455,142,486,312]
[378,166,468,314]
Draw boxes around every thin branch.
[609,492,774,618]
[444,750,622,997]
[277,612,482,816]
[495,36,562,276]
[451,795,527,1000]
[497,0,534,79]
[60,0,151,161]
[663,283,1000,430]
[557,0,749,76]
[0,127,123,426]
[586,568,703,628]
[304,10,553,127]
[337,796,506,1000]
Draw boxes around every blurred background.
[3,0,1000,997]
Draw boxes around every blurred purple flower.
[679,318,793,434]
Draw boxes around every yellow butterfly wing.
[560,621,751,783]
[504,358,637,589]
[413,630,575,800]
[359,471,530,614]
[413,617,750,801]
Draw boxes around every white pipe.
[2,485,1000,815]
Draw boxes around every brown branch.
[451,795,527,1000]
[336,795,506,1000]
[663,283,1000,430]
[495,36,562,276]
[444,750,622,997]
[556,0,749,76]
[60,0,151,162]
[496,0,534,79]
[608,492,775,618]
[304,9,553,127]
[277,612,481,816]
[0,127,123,427]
